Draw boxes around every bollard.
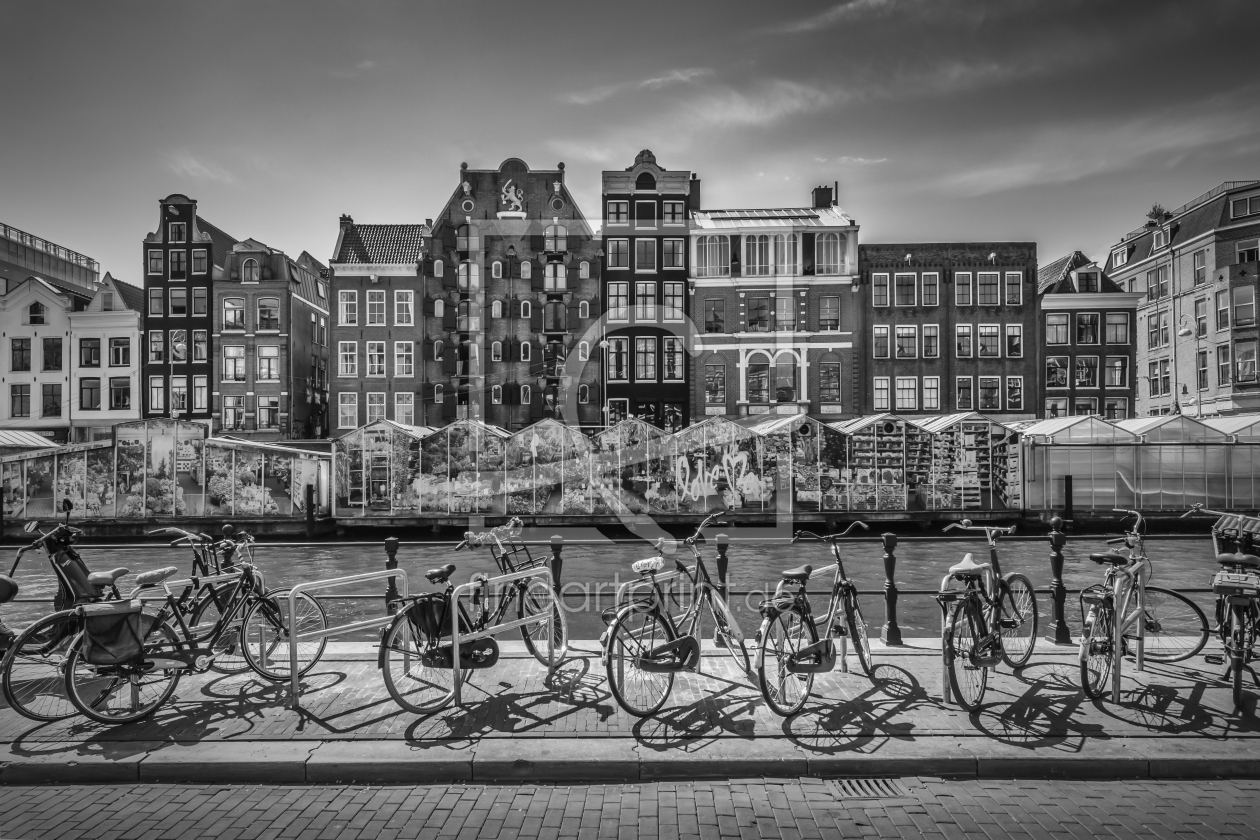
[881,532,903,645]
[304,484,315,540]
[550,535,564,595]
[714,534,730,598]
[1046,516,1072,645]
[384,536,400,614]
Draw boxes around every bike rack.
[1109,563,1146,703]
[285,569,409,712]
[937,573,957,705]
[134,570,245,602]
[449,566,562,706]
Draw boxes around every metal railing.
[0,223,99,272]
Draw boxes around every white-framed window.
[1111,246,1129,269]
[168,221,186,243]
[149,376,165,412]
[255,395,279,429]
[923,376,940,411]
[976,376,1001,411]
[147,250,163,274]
[663,201,685,224]
[635,281,656,320]
[1106,356,1127,388]
[580,260,590,279]
[873,376,890,411]
[607,282,629,320]
[338,341,357,377]
[491,300,503,319]
[519,384,530,404]
[169,250,187,280]
[773,233,798,275]
[492,260,502,279]
[578,384,590,404]
[634,239,656,272]
[192,250,207,274]
[434,384,444,404]
[895,325,917,359]
[977,324,1000,358]
[458,261,480,291]
[955,272,973,306]
[607,201,629,224]
[395,392,414,425]
[1046,313,1068,344]
[192,376,207,411]
[607,337,629,381]
[745,235,770,277]
[1153,228,1168,250]
[491,385,502,405]
[520,260,532,281]
[872,325,890,358]
[923,325,939,358]
[1005,272,1023,305]
[520,300,531,319]
[545,262,566,291]
[663,239,685,269]
[895,376,917,411]
[956,377,974,411]
[894,273,916,306]
[1006,376,1024,411]
[148,330,164,363]
[241,258,260,283]
[543,224,568,252]
[223,346,245,381]
[635,337,658,381]
[395,290,413,326]
[977,272,1000,305]
[662,282,684,321]
[921,273,939,306]
[1075,356,1099,388]
[434,298,445,319]
[579,300,590,320]
[695,235,730,278]
[1046,397,1068,418]
[607,239,629,269]
[1230,195,1260,219]
[338,392,358,428]
[257,345,279,381]
[433,258,443,278]
[1103,397,1127,420]
[491,341,502,362]
[578,341,589,361]
[433,340,444,361]
[815,232,842,276]
[223,297,244,329]
[520,341,531,362]
[366,392,386,423]
[1006,324,1023,357]
[956,324,972,358]
[339,290,357,325]
[394,341,413,377]
[169,376,187,413]
[663,337,684,382]
[872,273,890,307]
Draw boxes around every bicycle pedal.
[1204,654,1225,665]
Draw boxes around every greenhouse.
[734,415,848,513]
[830,414,932,511]
[672,416,769,513]
[503,418,592,515]
[591,418,673,515]
[333,420,435,517]
[911,413,1023,511]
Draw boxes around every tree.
[1147,204,1167,222]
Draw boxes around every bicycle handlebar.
[942,521,1017,537]
[791,521,869,543]
[683,512,728,546]
[1113,509,1147,533]
[1181,503,1232,520]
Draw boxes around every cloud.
[681,80,841,128]
[329,59,377,80]
[564,67,713,105]
[166,151,236,185]
[766,0,900,34]
[817,156,889,165]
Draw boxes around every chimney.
[339,214,354,230]
[689,173,701,212]
[834,181,839,206]
[812,185,833,209]
[425,218,433,228]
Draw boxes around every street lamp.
[599,339,610,427]
[1177,314,1205,417]
[170,333,188,421]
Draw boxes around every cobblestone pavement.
[3,778,1260,839]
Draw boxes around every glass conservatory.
[420,420,510,515]
[333,421,435,516]
[504,418,593,515]
[735,415,848,513]
[672,416,768,513]
[592,418,674,515]
[912,413,1022,511]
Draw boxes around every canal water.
[1,532,1225,641]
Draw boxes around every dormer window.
[241,258,260,283]
[1152,228,1168,250]
[1231,194,1260,219]
[1077,271,1099,293]
[1111,246,1129,269]
[28,302,46,325]
[169,222,186,243]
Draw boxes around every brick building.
[600,150,699,431]
[690,185,860,420]
[423,158,602,431]
[328,219,428,430]
[213,242,329,439]
[1104,181,1260,417]
[141,195,238,429]
[1037,251,1141,419]
[857,242,1039,420]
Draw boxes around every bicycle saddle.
[425,563,457,584]
[1089,551,1130,566]
[780,564,812,583]
[1218,552,1260,568]
[88,567,130,587]
[632,557,664,576]
[136,566,179,586]
[949,553,989,577]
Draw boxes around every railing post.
[881,532,903,646]
[304,484,315,540]
[715,534,730,598]
[384,536,400,614]
[550,535,564,595]
[1046,516,1072,645]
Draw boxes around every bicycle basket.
[80,601,159,666]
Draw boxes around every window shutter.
[568,302,581,326]
[530,234,545,252]
[423,338,434,360]
[802,233,815,275]
[484,382,496,406]
[729,235,742,277]
[530,305,543,331]
[441,398,457,421]
[441,348,457,374]
[589,259,601,280]
[511,259,522,280]
[567,265,580,286]
[423,297,436,317]
[504,380,517,404]
[421,257,434,278]
[507,338,518,361]
[441,226,457,250]
[442,269,457,289]
[529,386,544,418]
[531,266,546,291]
[421,382,435,403]
[442,307,456,330]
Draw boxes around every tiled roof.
[195,216,239,268]
[693,206,852,229]
[1106,190,1238,274]
[335,224,429,265]
[288,252,328,308]
[112,279,145,312]
[1039,250,1125,294]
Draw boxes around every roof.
[0,430,59,449]
[35,275,94,303]
[1018,415,1139,443]
[692,206,853,229]
[112,279,145,312]
[732,414,827,436]
[1105,186,1249,274]
[1038,251,1126,294]
[912,412,1016,434]
[1114,415,1227,442]
[195,216,239,268]
[335,223,429,265]
[1202,413,1260,440]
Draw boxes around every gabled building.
[690,185,860,421]
[600,150,699,431]
[1104,181,1260,417]
[1037,251,1141,419]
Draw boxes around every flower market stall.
[911,413,1023,511]
[504,419,592,515]
[830,415,931,511]
[333,421,435,516]
[735,415,848,513]
[420,420,509,515]
[672,416,769,513]
[592,418,674,515]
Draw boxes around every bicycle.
[602,512,752,718]
[1185,504,1260,709]
[935,520,1038,711]
[379,518,567,713]
[59,529,329,724]
[1078,509,1209,702]
[756,522,873,716]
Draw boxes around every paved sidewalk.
[2,640,1257,784]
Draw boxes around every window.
[1042,397,1066,418]
[607,338,628,380]
[819,296,839,331]
[1193,250,1207,285]
[918,272,939,306]
[109,337,130,366]
[574,341,588,362]
[1218,290,1231,330]
[339,291,357,325]
[747,297,770,332]
[1153,228,1168,250]
[773,234,798,275]
[815,232,841,276]
[744,235,770,277]
[956,324,972,358]
[746,355,770,403]
[541,300,565,332]
[433,259,444,278]
[1105,313,1129,344]
[253,297,277,330]
[433,298,445,321]
[663,239,685,269]
[318,317,327,347]
[695,235,730,278]
[775,297,795,331]
[607,239,629,268]
[1194,348,1209,391]
[608,282,629,320]
[1195,298,1208,338]
[1005,325,1022,357]
[978,377,1000,411]
[1159,310,1171,346]
[1231,196,1260,219]
[365,341,385,377]
[629,201,655,231]
[491,385,503,405]
[575,384,588,405]
[704,299,725,333]
[223,297,244,329]
[1075,313,1098,344]
[1147,314,1161,350]
[977,272,1000,305]
[170,329,188,363]
[1002,376,1022,411]
[1111,246,1129,269]
[251,395,277,429]
[391,341,413,378]
[192,287,207,316]
[1046,313,1068,345]
[1234,285,1256,327]
[663,282,684,320]
[705,364,726,404]
[543,262,566,292]
[74,337,96,368]
[169,376,187,413]
[607,201,629,224]
[774,355,799,402]
[1237,340,1257,383]
[872,273,889,307]
[170,250,187,279]
[166,221,186,243]
[915,324,938,358]
[256,345,279,381]
[1218,343,1231,386]
[149,288,164,316]
[819,362,841,403]
[1158,265,1170,298]
[241,258,259,283]
[517,385,528,405]
[520,341,531,362]
[386,392,412,426]
[101,291,114,311]
[978,325,999,357]
[663,201,684,224]
[1100,397,1125,419]
[1077,271,1098,293]
[1239,239,1259,263]
[895,377,917,411]
[192,250,207,275]
[663,337,684,381]
[148,331,164,363]
[110,377,131,410]
[635,282,656,320]
[148,250,163,274]
[1076,356,1099,388]
[922,376,940,411]
[872,325,890,358]
[149,377,165,413]
[490,300,503,320]
[359,290,383,326]
[895,326,917,359]
[1106,357,1127,388]
[491,261,502,280]
[365,393,385,424]
[520,300,532,320]
[165,288,185,317]
[895,273,916,306]
[1005,272,1022,305]
[193,376,206,411]
[955,272,973,306]
[631,239,655,272]
[193,330,207,361]
[1046,356,1069,389]
[873,377,890,411]
[338,393,357,429]
[10,384,29,418]
[78,377,100,411]
[1148,361,1160,397]
[1073,396,1099,416]
[635,337,656,381]
[457,262,481,292]
[223,346,245,381]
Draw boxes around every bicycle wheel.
[946,600,987,711]
[1079,600,1115,700]
[999,573,1038,669]
[708,591,752,675]
[240,592,328,681]
[844,591,874,678]
[190,589,248,674]
[518,577,568,665]
[606,607,676,717]
[64,621,182,725]
[757,607,816,716]
[1,611,79,721]
[1131,586,1208,662]
[380,611,458,714]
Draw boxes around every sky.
[2,0,1259,286]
